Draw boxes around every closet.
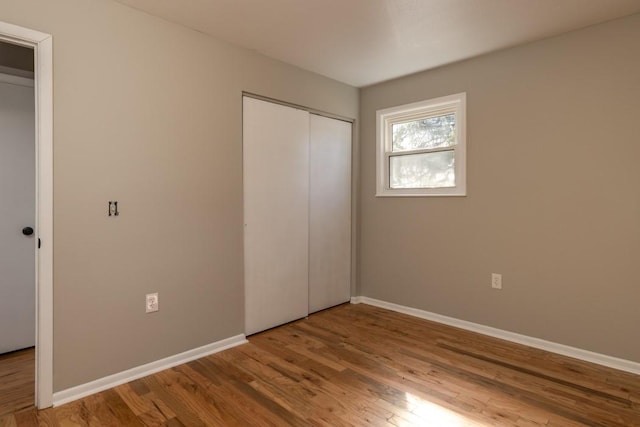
[243,96,352,335]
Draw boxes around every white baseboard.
[351,296,640,375]
[52,334,248,406]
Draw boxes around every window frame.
[376,92,467,197]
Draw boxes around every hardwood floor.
[0,347,34,417]
[2,304,639,426]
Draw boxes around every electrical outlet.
[491,273,502,290]
[146,293,159,313]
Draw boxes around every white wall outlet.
[491,273,502,290]
[146,293,159,313]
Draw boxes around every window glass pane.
[390,151,455,189]
[392,113,456,152]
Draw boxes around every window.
[376,92,466,197]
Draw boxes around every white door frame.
[0,21,53,409]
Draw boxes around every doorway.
[0,39,36,416]
[0,21,53,410]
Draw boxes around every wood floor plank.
[0,413,17,427]
[0,348,34,417]
[142,375,209,427]
[187,357,300,426]
[176,363,270,426]
[3,304,639,426]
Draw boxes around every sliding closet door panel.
[309,114,352,313]
[243,97,310,335]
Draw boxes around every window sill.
[375,190,467,197]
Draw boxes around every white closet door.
[244,97,309,335]
[309,114,352,313]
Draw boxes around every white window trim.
[376,92,466,197]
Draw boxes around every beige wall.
[359,13,640,362]
[0,0,358,391]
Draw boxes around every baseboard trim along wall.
[52,334,248,407]
[350,296,640,375]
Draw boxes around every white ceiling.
[114,0,640,87]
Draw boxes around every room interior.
[1,0,639,425]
